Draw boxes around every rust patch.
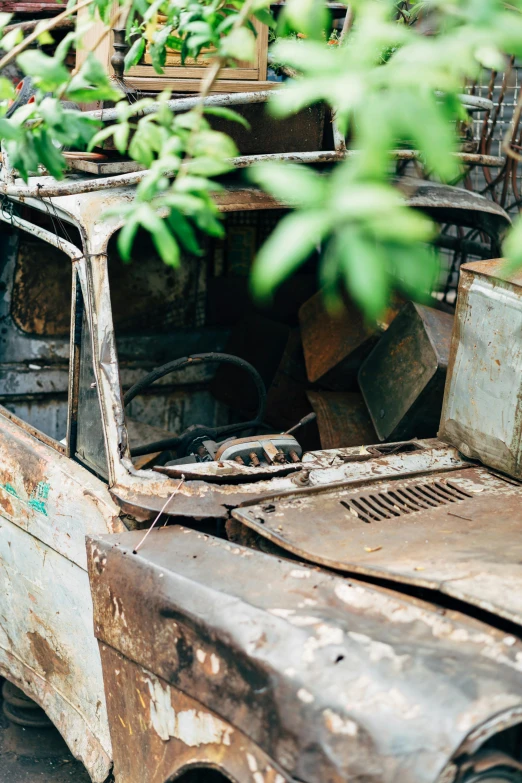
[27,631,70,678]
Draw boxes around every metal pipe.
[0,209,83,260]
[0,149,504,199]
[0,171,149,197]
[232,150,345,167]
[84,89,276,122]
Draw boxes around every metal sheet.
[88,526,522,783]
[307,391,377,449]
[0,519,112,782]
[440,259,522,479]
[0,409,124,780]
[359,303,454,442]
[233,466,522,626]
[111,443,470,522]
[100,645,293,783]
[299,289,402,389]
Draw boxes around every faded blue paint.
[28,481,50,516]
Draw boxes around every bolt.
[249,451,261,467]
[292,470,310,486]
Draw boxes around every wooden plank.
[76,3,117,72]
[68,158,145,175]
[257,20,269,81]
[130,63,259,80]
[121,77,277,93]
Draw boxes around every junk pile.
[209,287,454,455]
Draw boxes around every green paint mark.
[2,483,19,498]
[28,481,50,516]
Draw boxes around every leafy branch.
[2,0,522,319]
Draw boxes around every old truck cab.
[0,172,521,783]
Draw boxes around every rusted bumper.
[88,527,522,783]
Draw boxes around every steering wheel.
[124,353,267,458]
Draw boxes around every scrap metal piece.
[88,526,522,783]
[233,465,522,625]
[359,302,454,442]
[440,259,522,480]
[307,391,377,449]
[299,290,403,390]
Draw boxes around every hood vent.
[340,480,473,523]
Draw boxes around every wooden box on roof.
[76,7,271,93]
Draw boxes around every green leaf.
[128,124,155,167]
[118,215,140,262]
[17,50,69,89]
[220,27,256,62]
[337,229,390,321]
[33,130,66,179]
[251,211,331,298]
[168,209,202,256]
[1,27,23,52]
[185,156,232,176]
[249,162,326,209]
[254,7,275,29]
[139,207,180,267]
[113,122,130,154]
[0,118,21,141]
[0,78,14,102]
[389,243,440,301]
[0,13,12,32]
[281,0,330,40]
[192,129,238,159]
[88,124,118,151]
[124,37,146,71]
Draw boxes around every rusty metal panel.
[88,526,522,783]
[359,303,454,442]
[0,410,124,780]
[439,259,522,479]
[307,391,377,449]
[210,103,326,156]
[233,466,522,625]
[99,645,292,783]
[111,442,470,522]
[0,519,112,782]
[299,289,397,390]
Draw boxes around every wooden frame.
[76,9,271,93]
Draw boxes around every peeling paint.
[297,688,314,704]
[323,708,358,736]
[146,675,233,746]
[302,624,344,663]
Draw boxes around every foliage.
[1,1,522,317]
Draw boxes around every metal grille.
[340,480,473,523]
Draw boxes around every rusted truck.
[1,151,522,783]
[2,42,522,778]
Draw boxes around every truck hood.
[88,526,522,783]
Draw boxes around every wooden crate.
[76,8,271,93]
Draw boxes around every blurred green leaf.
[251,211,331,298]
[221,27,256,61]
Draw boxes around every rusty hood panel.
[88,526,522,783]
[232,466,522,625]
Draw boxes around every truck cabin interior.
[0,200,459,486]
